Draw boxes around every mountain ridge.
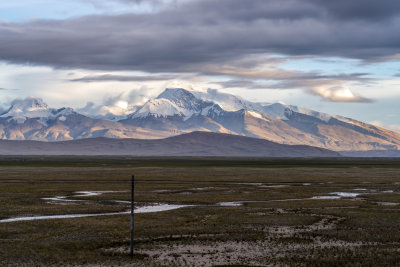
[0,88,399,154]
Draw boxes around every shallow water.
[0,211,130,223]
[217,202,243,207]
[7,188,395,224]
[42,191,127,205]
[0,204,193,223]
[311,196,341,200]
[332,192,360,198]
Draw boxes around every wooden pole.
[130,175,134,259]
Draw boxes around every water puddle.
[311,196,341,200]
[260,185,289,188]
[0,203,193,224]
[42,191,127,205]
[0,211,130,223]
[135,204,194,213]
[1,189,244,224]
[217,202,243,207]
[311,192,360,199]
[6,187,397,224]
[332,192,360,198]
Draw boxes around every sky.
[0,0,399,131]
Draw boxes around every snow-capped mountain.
[130,88,214,119]
[0,97,74,125]
[1,89,400,153]
[121,88,400,151]
[192,88,351,123]
[0,97,165,141]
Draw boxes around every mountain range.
[1,88,400,155]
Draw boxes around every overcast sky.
[0,0,399,131]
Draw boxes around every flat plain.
[1,157,400,266]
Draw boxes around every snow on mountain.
[1,97,50,119]
[76,101,140,121]
[119,88,400,152]
[191,88,265,112]
[0,97,169,141]
[1,88,399,153]
[126,87,353,125]
[0,97,74,125]
[130,87,269,121]
[131,88,214,120]
[132,98,187,118]
[247,111,270,122]
[191,88,352,123]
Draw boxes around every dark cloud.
[70,74,178,82]
[214,72,374,103]
[214,80,269,89]
[0,0,399,73]
[309,0,400,21]
[84,0,177,9]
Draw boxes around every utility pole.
[130,175,134,259]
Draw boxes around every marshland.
[1,157,400,266]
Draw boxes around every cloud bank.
[0,0,399,72]
[1,0,397,104]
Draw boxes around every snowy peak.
[129,87,343,124]
[157,88,213,113]
[0,97,75,125]
[3,97,49,116]
[1,97,52,123]
[132,98,186,118]
[191,88,262,112]
[0,88,399,153]
[14,97,49,110]
[131,88,214,119]
[190,88,346,123]
[261,102,293,120]
[191,89,292,120]
[157,88,196,102]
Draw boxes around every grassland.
[1,157,400,266]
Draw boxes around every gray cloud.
[214,70,374,103]
[215,80,268,90]
[269,78,374,103]
[0,0,399,73]
[76,87,149,117]
[70,74,179,82]
[309,0,400,21]
[83,0,183,9]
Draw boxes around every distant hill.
[0,131,340,157]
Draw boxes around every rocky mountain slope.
[0,97,166,140]
[1,89,400,153]
[121,88,400,152]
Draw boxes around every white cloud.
[312,86,372,103]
